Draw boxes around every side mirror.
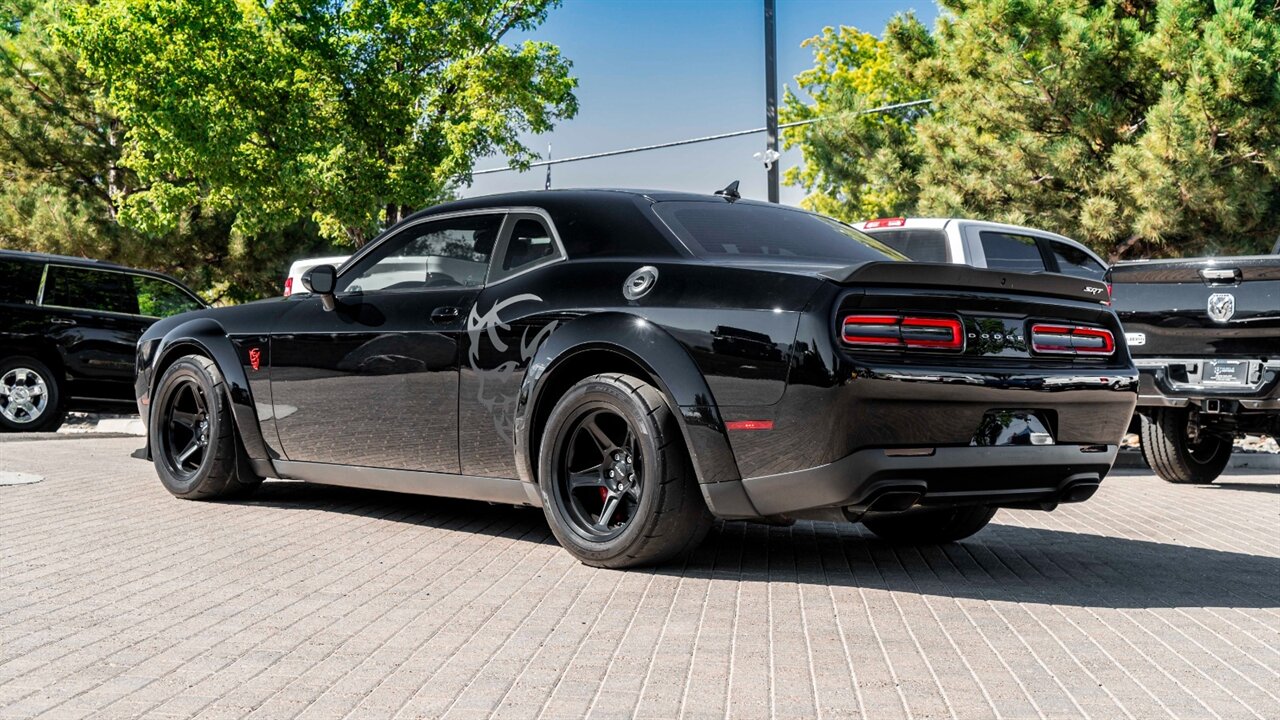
[302,265,337,312]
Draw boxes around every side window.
[43,266,139,315]
[337,213,504,294]
[1048,241,1106,280]
[0,260,43,305]
[498,216,560,274]
[870,229,948,263]
[133,275,203,318]
[979,232,1047,273]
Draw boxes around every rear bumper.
[1134,359,1280,409]
[705,444,1117,519]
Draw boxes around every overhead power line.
[471,98,933,176]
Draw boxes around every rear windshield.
[864,229,948,263]
[653,201,906,264]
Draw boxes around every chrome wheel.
[554,407,643,541]
[0,367,49,425]
[161,379,210,478]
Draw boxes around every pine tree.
[786,0,1280,258]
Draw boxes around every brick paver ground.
[1,435,1278,719]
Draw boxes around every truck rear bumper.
[704,443,1117,519]
[1134,359,1280,409]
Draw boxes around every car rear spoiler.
[1107,256,1280,284]
[821,262,1109,303]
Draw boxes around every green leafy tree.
[65,0,578,248]
[787,0,1280,259]
[780,16,934,221]
[0,0,333,302]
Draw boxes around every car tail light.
[901,317,964,349]
[862,217,907,229]
[284,277,293,297]
[842,314,964,351]
[1029,323,1115,356]
[841,315,901,346]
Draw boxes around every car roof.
[289,256,349,271]
[857,217,1105,261]
[0,248,204,296]
[855,217,952,231]
[410,188,778,219]
[0,248,134,271]
[857,217,1084,244]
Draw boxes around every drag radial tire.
[1138,408,1232,484]
[538,374,712,568]
[862,505,998,545]
[151,355,261,499]
[0,355,65,433]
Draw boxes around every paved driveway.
[1,435,1278,719]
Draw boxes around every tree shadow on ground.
[232,480,1280,610]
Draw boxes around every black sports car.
[133,188,1138,567]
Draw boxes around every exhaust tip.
[1060,481,1100,503]
[867,489,924,512]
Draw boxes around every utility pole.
[763,0,780,203]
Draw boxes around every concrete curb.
[0,472,42,486]
[95,418,146,436]
[1114,448,1280,470]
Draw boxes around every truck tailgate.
[1109,257,1280,357]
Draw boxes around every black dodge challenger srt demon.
[133,188,1139,567]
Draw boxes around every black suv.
[0,250,205,432]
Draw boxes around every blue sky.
[461,0,941,207]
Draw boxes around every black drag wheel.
[538,374,711,568]
[151,355,260,500]
[0,356,64,433]
[862,505,997,545]
[1138,408,1231,484]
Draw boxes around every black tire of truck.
[1138,408,1232,485]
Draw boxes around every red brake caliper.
[599,487,609,504]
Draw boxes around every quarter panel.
[462,259,821,483]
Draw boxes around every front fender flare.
[514,312,741,488]
[152,318,274,468]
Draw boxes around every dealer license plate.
[1201,359,1256,387]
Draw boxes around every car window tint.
[0,260,43,305]
[43,266,140,315]
[338,213,504,293]
[868,229,948,263]
[1048,241,1106,280]
[501,218,557,272]
[653,202,905,264]
[979,232,1046,273]
[133,275,202,317]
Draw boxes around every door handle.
[431,306,461,323]
[50,317,76,326]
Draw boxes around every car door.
[268,211,506,473]
[38,264,154,402]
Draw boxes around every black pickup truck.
[1109,256,1280,483]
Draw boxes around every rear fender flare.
[514,312,740,487]
[152,319,273,467]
